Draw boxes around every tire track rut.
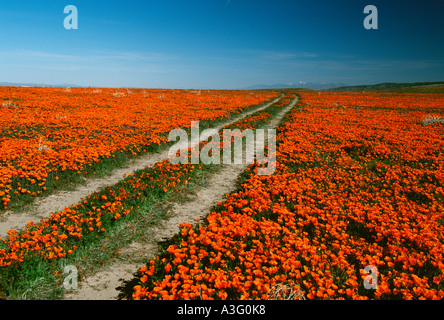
[64,95,298,300]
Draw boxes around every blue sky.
[0,0,443,89]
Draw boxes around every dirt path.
[0,95,282,239]
[64,95,298,300]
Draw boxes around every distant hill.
[327,81,444,93]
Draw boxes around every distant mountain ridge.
[1,81,347,90]
[244,81,347,90]
[0,82,79,88]
[1,81,443,92]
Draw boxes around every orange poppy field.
[0,86,278,210]
[0,87,443,300]
[127,91,444,300]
